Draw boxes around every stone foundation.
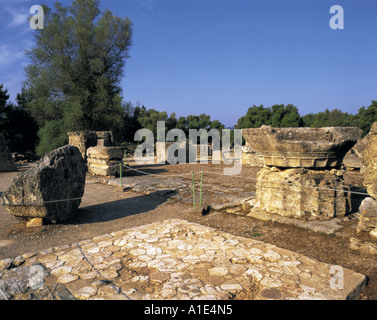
[256,167,351,220]
[87,145,124,177]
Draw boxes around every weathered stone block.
[343,153,364,172]
[357,197,377,232]
[86,146,123,161]
[1,145,86,224]
[242,126,362,168]
[67,131,97,161]
[0,135,17,172]
[87,146,124,177]
[67,131,113,161]
[361,123,377,201]
[26,218,43,228]
[343,134,369,172]
[256,167,351,220]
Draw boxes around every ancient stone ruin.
[1,145,87,227]
[361,123,377,201]
[357,122,377,238]
[0,135,17,172]
[86,134,124,177]
[343,132,369,172]
[242,142,263,167]
[67,131,114,162]
[242,126,362,220]
[67,131,98,161]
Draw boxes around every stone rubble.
[0,219,366,300]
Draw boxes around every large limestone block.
[86,160,122,176]
[86,146,123,161]
[343,153,364,172]
[242,126,362,168]
[86,146,124,177]
[256,167,351,220]
[343,129,372,172]
[357,197,377,232]
[1,145,86,224]
[0,135,17,172]
[361,123,377,200]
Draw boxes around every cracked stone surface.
[0,219,366,300]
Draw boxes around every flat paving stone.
[0,219,366,300]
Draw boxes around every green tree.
[235,105,271,129]
[137,106,171,138]
[173,114,224,136]
[25,0,133,156]
[271,104,303,127]
[122,101,142,142]
[0,84,39,155]
[302,108,355,128]
[0,84,13,142]
[236,104,302,129]
[354,101,377,136]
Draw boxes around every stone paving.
[0,219,366,300]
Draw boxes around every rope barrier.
[3,162,370,207]
[4,197,83,207]
[202,170,370,197]
[122,164,196,177]
[122,164,370,198]
[120,163,369,197]
[108,161,371,197]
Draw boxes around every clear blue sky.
[0,0,376,127]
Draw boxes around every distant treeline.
[1,82,376,158]
[235,102,377,137]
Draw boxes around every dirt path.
[1,162,376,300]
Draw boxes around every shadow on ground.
[68,190,177,225]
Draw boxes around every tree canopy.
[236,101,377,137]
[0,84,38,155]
[25,0,133,155]
[121,102,225,143]
[235,104,303,129]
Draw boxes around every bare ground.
[1,162,376,300]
